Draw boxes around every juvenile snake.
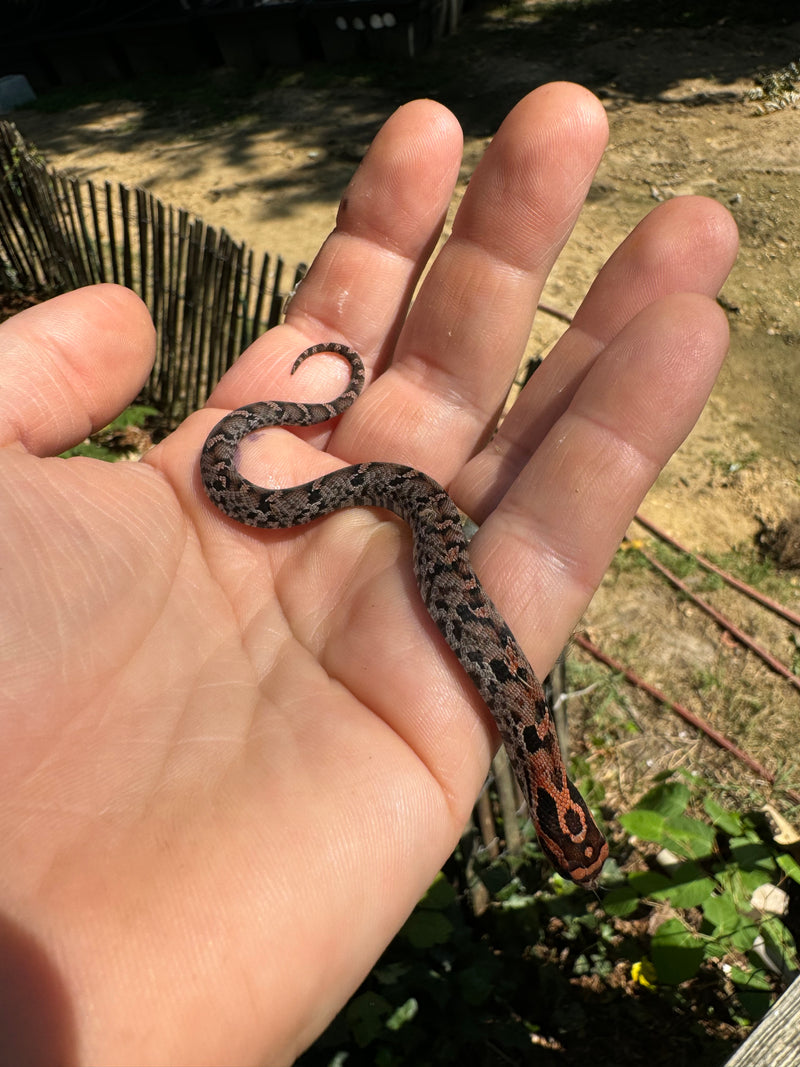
[200,343,608,887]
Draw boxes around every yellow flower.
[631,958,658,989]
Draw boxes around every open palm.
[0,84,736,1066]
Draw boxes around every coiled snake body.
[201,343,608,887]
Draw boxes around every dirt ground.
[8,3,800,814]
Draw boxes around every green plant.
[298,809,625,1067]
[298,766,796,1063]
[606,771,799,1024]
[707,449,761,484]
[60,405,159,461]
[297,870,546,1066]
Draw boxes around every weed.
[60,404,159,461]
[298,769,794,1064]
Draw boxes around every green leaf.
[626,870,672,896]
[478,862,514,896]
[777,853,800,884]
[60,440,119,461]
[703,795,743,836]
[345,992,392,1047]
[652,873,717,909]
[60,404,160,460]
[660,814,717,860]
[666,813,717,846]
[702,891,742,935]
[729,920,759,954]
[702,940,728,960]
[759,914,798,966]
[735,866,779,897]
[619,809,670,843]
[729,966,774,1023]
[602,885,640,916]
[621,807,717,860]
[650,918,705,985]
[713,864,747,901]
[399,909,453,949]
[106,404,159,429]
[634,781,691,819]
[735,987,773,1023]
[728,965,772,991]
[728,837,775,872]
[419,872,456,910]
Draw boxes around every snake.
[200,343,608,888]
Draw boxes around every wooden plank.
[0,130,51,285]
[65,175,100,284]
[0,186,38,286]
[162,203,180,358]
[144,191,166,393]
[151,194,166,377]
[225,243,247,369]
[104,181,120,285]
[119,183,133,291]
[207,230,234,393]
[86,180,107,284]
[724,976,800,1066]
[268,255,285,329]
[167,207,192,413]
[193,224,215,409]
[52,173,88,284]
[136,186,150,307]
[0,125,40,285]
[177,216,205,416]
[249,251,271,347]
[19,160,73,289]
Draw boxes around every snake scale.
[200,343,608,887]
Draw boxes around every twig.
[634,512,800,628]
[574,632,800,807]
[633,543,800,694]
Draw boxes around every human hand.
[0,83,737,1065]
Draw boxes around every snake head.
[532,777,609,888]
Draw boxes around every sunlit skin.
[0,83,736,1064]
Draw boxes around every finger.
[0,285,156,456]
[206,99,464,410]
[469,291,730,671]
[332,83,609,482]
[462,195,738,517]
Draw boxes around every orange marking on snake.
[201,344,608,887]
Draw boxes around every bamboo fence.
[0,120,303,425]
